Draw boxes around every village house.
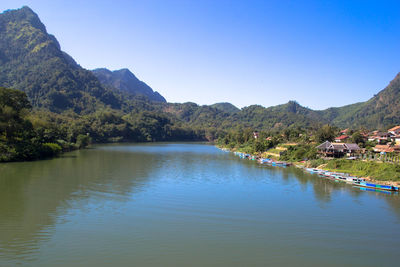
[373,145,394,153]
[365,125,400,145]
[334,135,349,143]
[316,141,361,158]
[388,126,400,136]
[368,131,392,144]
[373,144,400,153]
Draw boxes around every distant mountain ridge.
[1,6,400,131]
[92,68,166,102]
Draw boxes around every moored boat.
[305,168,320,173]
[356,182,399,191]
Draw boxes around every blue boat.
[356,182,399,191]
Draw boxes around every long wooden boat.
[355,182,399,191]
[305,168,320,173]
[300,164,398,193]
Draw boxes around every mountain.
[1,6,399,132]
[92,68,166,102]
[210,102,240,113]
[234,101,325,130]
[314,72,400,129]
[0,6,121,113]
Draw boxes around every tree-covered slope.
[234,101,325,130]
[318,72,400,129]
[92,68,166,103]
[1,6,399,134]
[210,102,240,113]
[0,6,121,113]
[161,100,325,131]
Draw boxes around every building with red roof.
[388,126,400,135]
[334,135,349,143]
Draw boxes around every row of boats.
[233,152,291,167]
[303,168,399,192]
[230,150,399,192]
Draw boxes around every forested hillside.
[323,73,400,129]
[1,6,400,162]
[0,6,124,113]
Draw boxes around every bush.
[0,143,17,162]
[76,134,91,148]
[40,143,62,158]
[280,144,318,161]
[308,158,326,168]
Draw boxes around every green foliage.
[325,159,400,182]
[315,124,337,143]
[280,144,318,161]
[2,6,400,165]
[41,142,62,157]
[0,87,84,161]
[210,102,240,113]
[216,128,280,154]
[76,134,91,148]
[307,158,327,168]
[351,131,366,147]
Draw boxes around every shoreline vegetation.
[2,6,400,173]
[0,87,207,163]
[0,87,91,162]
[219,144,400,187]
[215,128,400,187]
[2,83,400,190]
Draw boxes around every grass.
[323,159,400,182]
[266,148,282,154]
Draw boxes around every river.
[0,143,399,266]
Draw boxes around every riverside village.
[219,125,400,193]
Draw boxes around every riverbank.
[301,159,400,186]
[0,136,90,163]
[218,145,400,187]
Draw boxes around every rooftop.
[388,126,400,132]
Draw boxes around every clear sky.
[1,0,400,110]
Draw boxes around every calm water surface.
[0,143,399,266]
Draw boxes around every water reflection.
[254,160,400,214]
[0,147,158,262]
[0,143,399,266]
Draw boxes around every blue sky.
[1,0,400,109]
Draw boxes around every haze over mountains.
[1,6,400,131]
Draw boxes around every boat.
[358,187,398,194]
[355,182,399,191]
[259,158,272,164]
[345,176,365,183]
[305,168,320,173]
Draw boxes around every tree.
[76,134,91,148]
[316,124,336,143]
[351,131,366,146]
